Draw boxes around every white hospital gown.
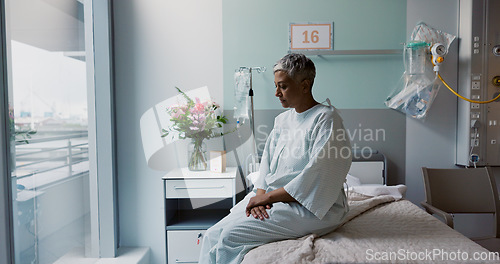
[198,103,352,264]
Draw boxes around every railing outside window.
[12,130,90,263]
[15,131,89,191]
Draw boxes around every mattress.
[241,191,496,263]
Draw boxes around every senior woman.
[198,53,352,264]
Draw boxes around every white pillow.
[351,184,407,200]
[345,173,361,187]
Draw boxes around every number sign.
[289,23,333,51]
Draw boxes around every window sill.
[55,247,150,264]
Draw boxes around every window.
[1,0,115,262]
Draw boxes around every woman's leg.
[199,197,346,264]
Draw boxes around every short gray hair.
[273,53,316,87]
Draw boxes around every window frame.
[0,0,14,262]
[85,0,118,258]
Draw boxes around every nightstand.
[162,167,237,264]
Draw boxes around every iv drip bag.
[234,69,251,120]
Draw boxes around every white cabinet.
[163,168,237,264]
[167,230,205,264]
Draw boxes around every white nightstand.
[162,167,237,264]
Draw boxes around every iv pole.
[249,67,256,172]
[236,66,266,193]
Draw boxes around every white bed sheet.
[241,191,494,264]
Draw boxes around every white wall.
[113,1,223,263]
[405,0,459,205]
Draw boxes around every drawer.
[167,230,205,264]
[165,178,234,199]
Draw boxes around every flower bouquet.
[161,87,233,171]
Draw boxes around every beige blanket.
[242,192,492,264]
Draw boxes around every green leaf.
[175,87,194,104]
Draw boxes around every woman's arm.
[246,188,297,220]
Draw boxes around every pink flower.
[194,103,205,113]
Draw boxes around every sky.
[11,40,87,121]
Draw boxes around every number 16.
[302,30,319,43]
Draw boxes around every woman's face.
[274,70,308,110]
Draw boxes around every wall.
[113,1,223,263]
[223,0,406,110]
[405,0,459,204]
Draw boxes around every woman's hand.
[246,190,272,220]
[245,188,296,220]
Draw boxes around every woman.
[198,53,352,264]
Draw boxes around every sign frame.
[289,22,334,51]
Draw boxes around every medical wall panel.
[457,0,500,166]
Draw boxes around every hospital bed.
[241,152,496,263]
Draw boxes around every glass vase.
[188,138,207,171]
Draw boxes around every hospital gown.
[198,103,352,264]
